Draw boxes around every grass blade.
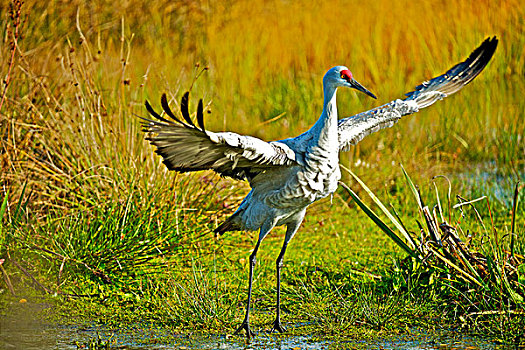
[510,181,520,257]
[432,181,445,223]
[341,164,419,249]
[388,203,418,249]
[0,188,8,222]
[12,181,27,228]
[339,181,420,260]
[401,164,422,209]
[0,188,8,241]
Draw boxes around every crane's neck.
[309,83,339,147]
[322,84,338,121]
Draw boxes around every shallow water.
[1,298,508,350]
[457,161,524,207]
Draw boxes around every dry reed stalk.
[0,0,23,115]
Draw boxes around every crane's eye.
[340,73,345,79]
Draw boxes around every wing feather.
[160,93,190,127]
[196,99,205,132]
[338,37,498,151]
[142,92,298,181]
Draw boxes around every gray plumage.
[142,37,497,338]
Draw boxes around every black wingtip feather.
[180,91,194,125]
[405,36,498,100]
[160,93,189,126]
[196,99,205,132]
[145,100,160,119]
[144,100,173,124]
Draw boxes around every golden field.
[1,0,523,211]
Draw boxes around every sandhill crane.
[142,37,498,339]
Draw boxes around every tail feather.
[214,213,242,234]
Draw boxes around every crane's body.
[217,72,348,234]
[142,37,498,338]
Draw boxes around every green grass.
[342,165,524,340]
[0,0,524,347]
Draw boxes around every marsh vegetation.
[0,0,524,347]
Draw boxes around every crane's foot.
[233,320,255,339]
[271,318,286,333]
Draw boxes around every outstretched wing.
[142,92,298,181]
[338,36,498,151]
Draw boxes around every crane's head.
[324,66,376,99]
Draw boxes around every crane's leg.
[272,211,305,333]
[234,223,273,339]
[272,239,289,333]
[233,239,260,339]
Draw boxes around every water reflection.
[0,298,507,349]
[457,161,524,207]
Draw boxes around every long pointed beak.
[350,78,377,99]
